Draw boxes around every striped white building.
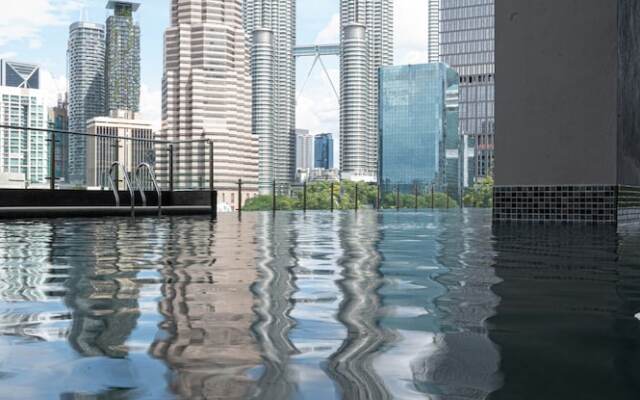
[340,0,394,183]
[158,0,258,203]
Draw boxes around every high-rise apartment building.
[295,129,314,171]
[438,0,494,178]
[159,0,258,203]
[68,21,106,185]
[105,1,141,114]
[85,110,153,189]
[244,0,296,193]
[379,63,459,194]
[0,60,48,186]
[427,0,440,63]
[340,0,393,183]
[314,133,334,170]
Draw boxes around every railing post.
[431,185,435,209]
[209,140,216,219]
[49,131,56,191]
[355,184,359,211]
[396,185,400,211]
[376,184,381,210]
[272,180,276,213]
[330,182,334,212]
[447,193,450,209]
[169,144,174,192]
[303,181,307,212]
[414,184,418,210]
[238,178,242,215]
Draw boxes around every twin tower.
[244,0,394,193]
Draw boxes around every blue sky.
[0,0,427,134]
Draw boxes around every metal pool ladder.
[108,161,136,217]
[135,162,162,216]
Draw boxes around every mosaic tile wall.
[493,186,619,223]
[618,186,640,225]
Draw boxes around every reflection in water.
[488,225,640,400]
[151,217,261,399]
[328,212,389,400]
[1,211,640,399]
[251,212,298,399]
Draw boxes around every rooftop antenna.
[80,4,89,21]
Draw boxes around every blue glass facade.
[379,63,459,193]
[314,133,334,169]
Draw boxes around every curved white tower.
[245,0,296,194]
[252,29,275,193]
[340,0,393,183]
[340,23,370,181]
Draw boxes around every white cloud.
[0,52,17,60]
[0,0,85,47]
[139,84,162,132]
[314,13,340,44]
[39,69,67,107]
[394,0,428,65]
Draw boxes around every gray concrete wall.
[617,0,640,186]
[495,0,618,186]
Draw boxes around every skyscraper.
[295,129,314,171]
[0,60,48,186]
[105,1,141,114]
[314,133,334,170]
[244,0,296,193]
[48,96,69,183]
[427,0,440,63]
[379,63,459,194]
[438,0,494,178]
[159,0,258,202]
[68,21,106,184]
[340,0,393,183]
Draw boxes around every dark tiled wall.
[493,186,618,223]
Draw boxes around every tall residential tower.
[244,0,296,193]
[340,0,393,183]
[159,0,258,202]
[68,21,106,184]
[105,1,141,114]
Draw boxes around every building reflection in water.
[150,215,261,399]
[487,224,640,400]
[328,212,389,400]
[251,212,298,398]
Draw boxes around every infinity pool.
[0,211,639,399]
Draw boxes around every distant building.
[158,0,258,205]
[439,0,494,179]
[0,62,48,186]
[379,63,459,194]
[0,60,40,88]
[314,133,334,170]
[340,0,394,183]
[85,110,153,189]
[68,21,106,185]
[244,0,296,193]
[295,129,314,171]
[48,96,69,183]
[105,1,141,114]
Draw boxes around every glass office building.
[379,63,459,194]
[314,133,334,170]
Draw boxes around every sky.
[0,0,428,134]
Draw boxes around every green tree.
[463,176,494,208]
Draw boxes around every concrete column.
[494,0,640,225]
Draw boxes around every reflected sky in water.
[0,211,640,399]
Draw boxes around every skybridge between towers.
[294,43,341,103]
